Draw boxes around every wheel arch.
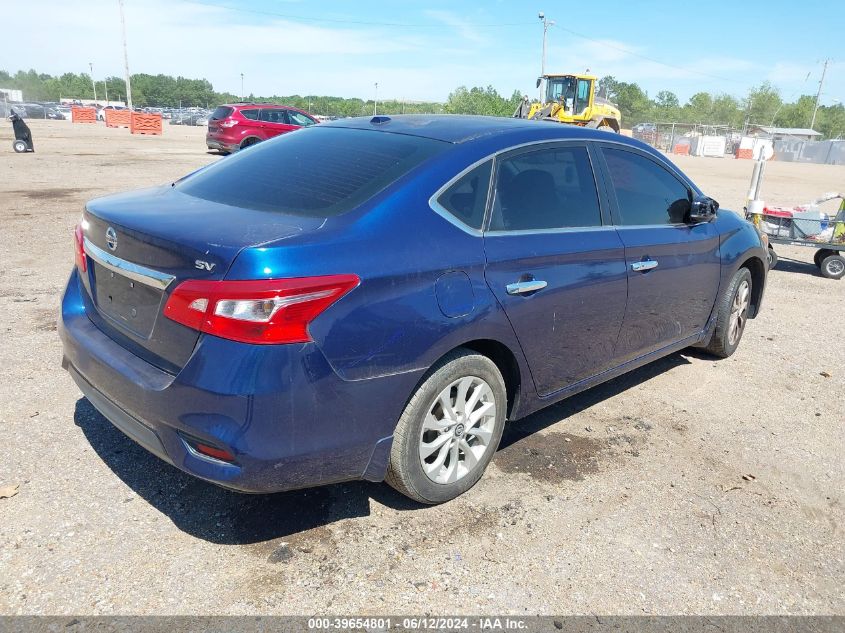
[403,339,524,421]
[239,136,261,149]
[740,255,766,317]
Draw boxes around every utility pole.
[374,82,378,116]
[118,0,133,110]
[538,12,554,103]
[240,73,244,101]
[89,63,97,103]
[810,59,829,131]
[104,78,109,105]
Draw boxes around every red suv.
[206,103,318,153]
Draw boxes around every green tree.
[745,82,782,126]
[445,85,518,117]
[774,95,815,128]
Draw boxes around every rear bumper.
[206,139,236,153]
[60,268,418,493]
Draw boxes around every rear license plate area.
[92,263,163,338]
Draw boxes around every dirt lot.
[0,120,843,615]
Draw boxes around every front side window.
[288,111,316,127]
[436,160,492,230]
[601,148,691,225]
[490,145,601,231]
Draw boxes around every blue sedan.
[59,115,768,503]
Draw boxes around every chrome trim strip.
[484,225,617,237]
[426,135,701,236]
[83,237,175,290]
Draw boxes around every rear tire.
[814,249,835,269]
[13,140,28,153]
[704,267,752,358]
[239,137,259,150]
[820,254,845,280]
[385,349,506,504]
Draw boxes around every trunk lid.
[80,185,324,372]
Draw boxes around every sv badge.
[194,260,216,272]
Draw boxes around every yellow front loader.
[514,73,621,132]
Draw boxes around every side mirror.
[536,77,542,89]
[689,195,718,223]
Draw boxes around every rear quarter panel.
[226,142,535,413]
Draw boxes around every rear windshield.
[210,106,233,120]
[177,127,447,217]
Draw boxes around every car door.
[258,108,296,138]
[595,144,721,362]
[483,143,628,397]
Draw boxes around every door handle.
[506,280,548,295]
[631,260,658,272]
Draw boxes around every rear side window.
[436,161,492,230]
[178,127,447,217]
[210,106,233,120]
[259,109,288,123]
[601,148,691,225]
[490,145,601,231]
[240,108,259,120]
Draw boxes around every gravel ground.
[0,120,843,615]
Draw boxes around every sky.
[4,0,843,106]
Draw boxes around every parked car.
[205,103,317,153]
[60,115,768,504]
[97,105,127,121]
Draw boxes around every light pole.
[240,73,244,101]
[538,12,555,104]
[374,82,378,116]
[118,0,133,110]
[89,63,98,103]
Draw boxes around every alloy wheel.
[418,376,497,485]
[728,279,750,346]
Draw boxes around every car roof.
[225,103,301,110]
[321,114,630,145]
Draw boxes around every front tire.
[705,267,752,358]
[386,349,506,504]
[13,140,28,153]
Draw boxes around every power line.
[550,23,743,85]
[191,1,536,28]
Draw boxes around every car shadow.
[771,256,823,278]
[499,351,691,448]
[74,350,695,544]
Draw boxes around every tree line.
[3,68,843,138]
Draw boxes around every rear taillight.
[163,275,359,344]
[74,223,87,272]
[220,119,238,128]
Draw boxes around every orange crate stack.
[105,109,132,128]
[71,107,97,124]
[130,112,163,135]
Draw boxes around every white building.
[0,88,24,102]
